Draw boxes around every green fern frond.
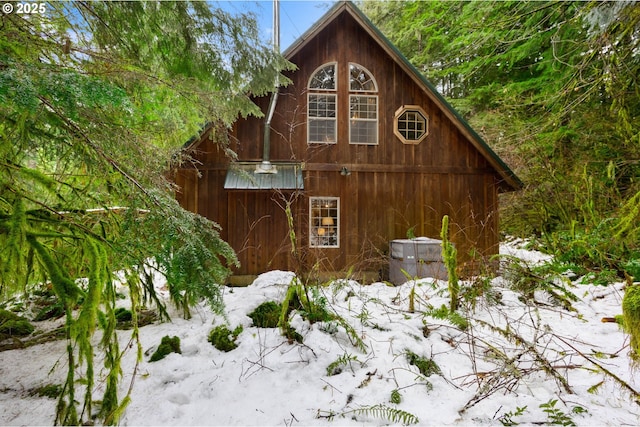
[350,404,419,425]
[334,315,367,352]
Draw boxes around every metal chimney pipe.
[259,0,280,173]
[273,0,280,51]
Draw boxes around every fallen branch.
[0,310,158,352]
[554,334,640,402]
[475,317,573,394]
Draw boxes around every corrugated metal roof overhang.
[224,162,304,190]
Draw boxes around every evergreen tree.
[0,2,292,424]
[361,0,640,267]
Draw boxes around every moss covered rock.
[248,301,281,328]
[149,335,181,362]
[0,309,34,338]
[208,325,242,352]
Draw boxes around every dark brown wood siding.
[174,10,502,278]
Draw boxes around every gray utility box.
[389,237,449,285]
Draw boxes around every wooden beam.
[186,163,495,175]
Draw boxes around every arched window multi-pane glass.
[349,63,378,145]
[307,62,378,145]
[349,63,377,92]
[309,63,336,90]
[308,63,337,144]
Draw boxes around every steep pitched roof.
[284,1,523,192]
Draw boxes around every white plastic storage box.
[389,237,449,285]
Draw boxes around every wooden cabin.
[173,1,522,284]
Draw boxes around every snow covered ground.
[1,241,638,426]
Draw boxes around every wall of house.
[174,10,503,280]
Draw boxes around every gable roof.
[284,1,523,192]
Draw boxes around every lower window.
[309,197,339,248]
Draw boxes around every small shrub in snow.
[149,336,181,362]
[461,273,502,310]
[248,301,281,328]
[502,256,578,310]
[497,405,527,426]
[114,307,132,322]
[389,389,402,404]
[326,353,361,376]
[282,324,303,344]
[425,304,468,330]
[208,325,242,352]
[539,399,577,426]
[441,215,459,312]
[406,350,441,377]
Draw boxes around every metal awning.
[224,162,304,190]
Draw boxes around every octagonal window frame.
[394,105,429,145]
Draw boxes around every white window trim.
[349,94,379,145]
[309,197,340,248]
[394,105,429,145]
[308,62,338,92]
[307,93,338,144]
[348,63,378,145]
[308,62,338,144]
[348,62,378,92]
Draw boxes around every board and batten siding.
[173,8,505,279]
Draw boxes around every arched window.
[348,63,378,145]
[307,63,337,144]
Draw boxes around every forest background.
[0,0,639,425]
[361,0,640,278]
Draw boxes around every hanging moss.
[26,235,83,305]
[3,197,28,294]
[149,336,182,362]
[280,282,302,330]
[622,285,640,358]
[440,215,459,312]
